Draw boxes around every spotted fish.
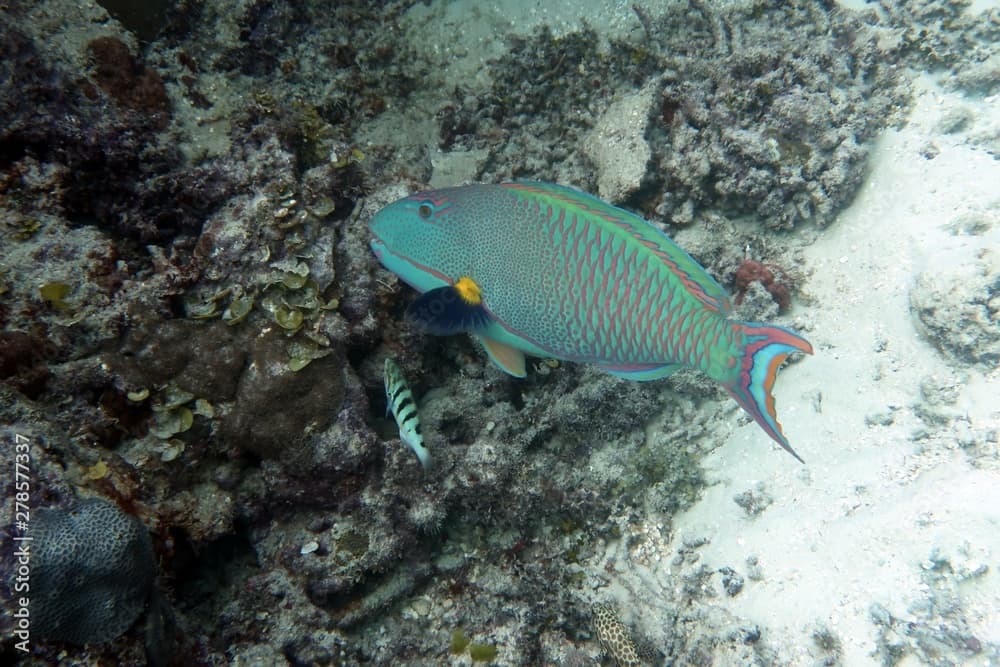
[370,182,812,461]
[384,358,431,468]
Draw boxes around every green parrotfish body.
[370,182,812,461]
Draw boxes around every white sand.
[652,76,1000,664]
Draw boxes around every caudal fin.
[724,323,813,463]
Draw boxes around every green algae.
[469,643,498,662]
[450,629,471,655]
[39,281,72,310]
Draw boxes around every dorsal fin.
[502,181,732,314]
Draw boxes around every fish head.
[370,188,471,294]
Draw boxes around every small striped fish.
[384,358,431,468]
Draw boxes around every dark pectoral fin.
[407,285,492,335]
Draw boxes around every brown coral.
[85,36,170,127]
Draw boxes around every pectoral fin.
[407,278,491,336]
[476,335,527,377]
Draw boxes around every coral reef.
[2,0,996,665]
[431,1,908,230]
[647,1,907,229]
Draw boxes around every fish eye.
[417,203,432,219]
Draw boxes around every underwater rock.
[262,362,380,494]
[96,0,174,42]
[112,319,249,402]
[532,367,698,447]
[112,316,351,464]
[651,1,906,229]
[476,26,638,186]
[0,16,231,243]
[870,559,990,667]
[337,183,412,329]
[910,251,1000,367]
[429,148,490,188]
[583,82,656,202]
[732,483,774,518]
[950,53,1000,97]
[465,2,907,228]
[669,605,774,666]
[0,330,53,399]
[220,0,305,76]
[221,327,346,461]
[879,0,1000,85]
[935,106,975,135]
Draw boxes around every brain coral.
[31,497,155,644]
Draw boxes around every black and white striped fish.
[383,358,431,468]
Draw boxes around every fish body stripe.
[503,182,733,314]
[395,394,415,419]
[529,199,733,372]
[385,369,417,423]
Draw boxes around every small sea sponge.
[592,602,642,667]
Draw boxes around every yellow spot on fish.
[454,276,482,305]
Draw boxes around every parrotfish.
[384,357,431,468]
[370,182,812,461]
